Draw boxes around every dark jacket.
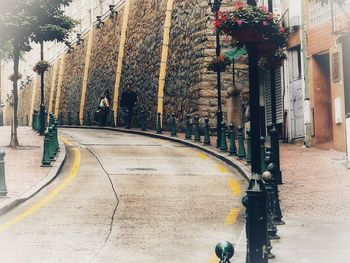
[120,90,137,108]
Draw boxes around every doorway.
[312,53,333,146]
[288,46,305,139]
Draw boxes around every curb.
[0,139,67,214]
[60,125,251,182]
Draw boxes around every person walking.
[120,83,137,128]
[97,90,110,126]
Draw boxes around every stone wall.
[15,0,249,131]
[85,9,124,125]
[163,0,207,130]
[59,40,87,124]
[17,82,33,126]
[118,0,167,129]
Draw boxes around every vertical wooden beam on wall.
[112,0,131,125]
[47,59,59,122]
[79,29,94,125]
[156,0,174,119]
[29,75,39,126]
[54,53,66,118]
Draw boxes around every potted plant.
[8,73,22,82]
[215,0,288,56]
[33,60,51,74]
[207,55,232,73]
[259,51,287,70]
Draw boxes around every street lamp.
[267,0,283,185]
[207,0,223,148]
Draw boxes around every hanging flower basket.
[8,73,22,82]
[258,41,279,57]
[207,55,231,73]
[259,51,287,70]
[215,1,288,55]
[33,60,50,74]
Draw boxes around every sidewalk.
[0,126,66,213]
[274,143,350,262]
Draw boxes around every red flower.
[214,19,221,28]
[234,0,244,10]
[266,13,274,21]
[279,27,285,33]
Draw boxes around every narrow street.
[0,128,247,262]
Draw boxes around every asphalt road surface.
[0,128,247,263]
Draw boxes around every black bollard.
[125,109,130,129]
[203,118,211,145]
[237,125,246,159]
[53,120,60,152]
[41,131,52,167]
[86,111,91,126]
[76,111,80,126]
[141,110,147,131]
[246,174,268,263]
[194,116,201,142]
[246,129,252,163]
[110,110,115,127]
[156,112,162,134]
[270,124,282,184]
[264,148,280,241]
[171,112,177,137]
[48,126,56,161]
[184,114,192,140]
[228,124,237,156]
[215,241,234,263]
[58,112,63,126]
[67,110,72,126]
[219,122,228,151]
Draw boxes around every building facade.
[304,0,350,153]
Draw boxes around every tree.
[28,0,75,136]
[0,0,75,147]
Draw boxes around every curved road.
[0,128,247,262]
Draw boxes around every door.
[289,47,305,139]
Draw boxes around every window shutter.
[264,69,283,126]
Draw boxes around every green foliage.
[215,1,288,50]
[207,55,232,73]
[0,0,75,53]
[33,60,50,74]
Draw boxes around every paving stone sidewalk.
[0,126,52,207]
[273,143,350,263]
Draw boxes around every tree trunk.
[9,42,20,148]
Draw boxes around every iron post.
[0,150,7,196]
[246,174,268,263]
[203,117,211,145]
[156,112,162,134]
[194,116,201,142]
[171,112,177,137]
[215,241,234,263]
[220,121,228,151]
[228,124,237,156]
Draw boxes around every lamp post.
[39,41,46,136]
[208,0,223,148]
[267,0,282,184]
[245,1,267,262]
